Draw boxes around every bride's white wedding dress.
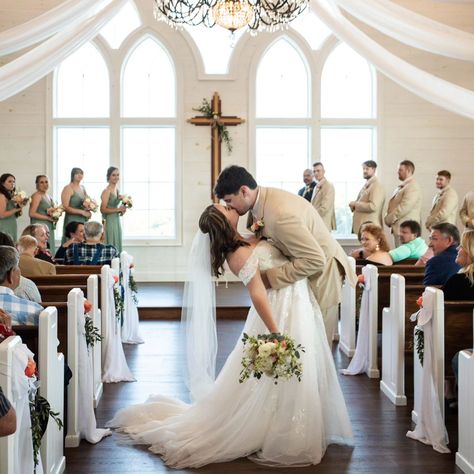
[107,241,353,468]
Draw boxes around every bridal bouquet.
[239,333,304,384]
[82,197,98,212]
[121,195,133,208]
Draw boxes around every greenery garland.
[30,393,63,470]
[84,315,102,349]
[113,285,124,325]
[193,98,233,153]
[129,274,139,305]
[414,327,424,366]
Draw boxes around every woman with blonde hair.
[443,230,474,300]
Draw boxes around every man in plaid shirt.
[0,246,43,326]
[0,386,16,436]
[64,221,118,265]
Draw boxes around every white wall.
[0,0,473,280]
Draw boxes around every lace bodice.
[238,240,287,286]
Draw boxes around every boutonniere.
[250,218,265,234]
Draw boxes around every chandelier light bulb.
[212,0,254,33]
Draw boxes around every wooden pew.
[56,265,101,275]
[38,285,87,303]
[31,274,93,286]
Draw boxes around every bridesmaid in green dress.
[0,173,23,241]
[61,167,92,244]
[29,175,56,252]
[101,167,126,253]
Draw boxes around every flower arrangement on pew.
[355,273,366,328]
[82,197,98,213]
[113,274,124,325]
[83,299,102,350]
[410,296,425,366]
[239,333,305,384]
[128,263,139,305]
[25,356,63,470]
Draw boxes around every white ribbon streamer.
[0,0,128,102]
[311,0,474,120]
[0,0,108,56]
[331,0,474,61]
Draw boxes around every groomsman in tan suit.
[460,190,474,230]
[384,160,422,247]
[425,170,459,230]
[214,166,357,345]
[312,162,336,231]
[349,160,385,234]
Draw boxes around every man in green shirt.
[389,220,428,263]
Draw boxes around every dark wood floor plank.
[64,320,462,473]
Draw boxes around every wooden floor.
[64,319,462,474]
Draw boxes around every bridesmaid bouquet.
[82,197,98,212]
[239,333,305,384]
[47,205,64,229]
[121,195,133,208]
[12,190,29,216]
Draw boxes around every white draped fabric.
[102,268,135,383]
[406,291,450,453]
[341,268,371,376]
[331,0,474,61]
[0,0,108,56]
[312,0,474,120]
[120,252,144,345]
[0,0,128,102]
[12,344,43,474]
[77,306,111,443]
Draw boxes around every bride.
[107,203,353,468]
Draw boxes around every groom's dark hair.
[214,166,257,198]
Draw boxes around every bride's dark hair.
[199,205,249,277]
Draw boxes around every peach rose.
[416,296,423,308]
[25,358,36,378]
[84,299,93,314]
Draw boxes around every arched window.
[53,34,178,242]
[121,37,177,238]
[255,38,311,192]
[321,42,377,235]
[53,43,110,224]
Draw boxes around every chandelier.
[153,0,309,33]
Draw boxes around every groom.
[214,165,357,344]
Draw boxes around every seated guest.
[64,221,118,265]
[21,224,55,264]
[0,386,16,437]
[17,235,56,277]
[443,230,474,300]
[423,223,461,286]
[352,223,392,266]
[54,221,85,263]
[0,232,41,303]
[415,247,433,267]
[389,220,428,263]
[0,246,43,325]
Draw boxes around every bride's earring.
[375,242,380,252]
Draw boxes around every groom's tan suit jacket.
[248,187,356,310]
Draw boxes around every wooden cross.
[188,92,245,202]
